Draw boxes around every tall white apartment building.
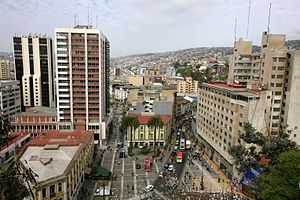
[54,25,110,143]
[0,80,21,119]
[12,34,55,111]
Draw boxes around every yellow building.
[128,76,144,86]
[127,114,172,148]
[19,130,94,200]
[177,77,199,94]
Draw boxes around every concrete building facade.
[177,77,199,94]
[12,34,55,111]
[11,106,57,134]
[196,82,271,179]
[0,80,21,120]
[0,59,13,80]
[54,25,110,143]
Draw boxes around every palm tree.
[147,115,164,156]
[122,116,140,149]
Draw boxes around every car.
[144,185,154,192]
[174,146,178,151]
[177,132,181,136]
[164,163,169,169]
[168,165,174,171]
[159,171,164,178]
[175,140,179,145]
[136,163,141,169]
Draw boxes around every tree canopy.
[147,115,164,154]
[259,149,300,200]
[122,116,140,148]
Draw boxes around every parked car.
[144,185,154,192]
[170,151,176,157]
[164,163,169,169]
[175,140,179,145]
[168,165,174,171]
[159,171,164,178]
[136,163,141,169]
[174,146,178,151]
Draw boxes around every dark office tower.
[12,34,55,111]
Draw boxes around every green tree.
[122,116,140,149]
[259,149,300,200]
[0,163,31,200]
[230,123,296,173]
[230,123,297,198]
[0,114,13,147]
[147,115,164,156]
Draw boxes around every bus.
[180,139,185,150]
[176,151,183,163]
[185,140,191,149]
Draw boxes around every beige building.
[177,77,199,94]
[127,114,172,147]
[144,68,160,85]
[128,76,144,86]
[227,31,300,144]
[196,82,271,179]
[0,80,21,120]
[0,59,13,80]
[19,130,94,200]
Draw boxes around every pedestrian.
[118,161,120,165]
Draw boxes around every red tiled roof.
[27,130,92,146]
[207,81,246,89]
[127,114,172,125]
[0,132,30,152]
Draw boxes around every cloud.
[0,0,300,56]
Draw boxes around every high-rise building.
[196,32,300,180]
[226,32,300,144]
[12,34,55,111]
[196,82,271,178]
[0,59,13,80]
[177,77,199,94]
[0,80,21,120]
[54,25,110,143]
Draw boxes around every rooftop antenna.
[246,0,252,40]
[267,1,272,33]
[234,17,237,42]
[88,1,90,25]
[74,14,77,26]
[96,15,98,28]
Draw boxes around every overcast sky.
[0,0,299,57]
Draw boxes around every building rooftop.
[0,132,30,153]
[128,114,172,125]
[15,106,57,117]
[27,130,92,146]
[20,145,79,183]
[19,130,92,183]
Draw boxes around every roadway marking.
[90,182,97,200]
[132,160,137,196]
[145,172,150,185]
[120,158,125,200]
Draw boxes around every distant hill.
[286,40,300,49]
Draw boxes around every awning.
[85,167,92,175]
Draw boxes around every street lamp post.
[200,168,205,190]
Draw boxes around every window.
[42,188,47,198]
[273,57,277,62]
[278,58,286,62]
[276,83,283,87]
[277,75,284,79]
[272,66,276,70]
[278,66,285,70]
[50,185,55,194]
[58,182,62,192]
[275,91,282,95]
[271,75,275,78]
